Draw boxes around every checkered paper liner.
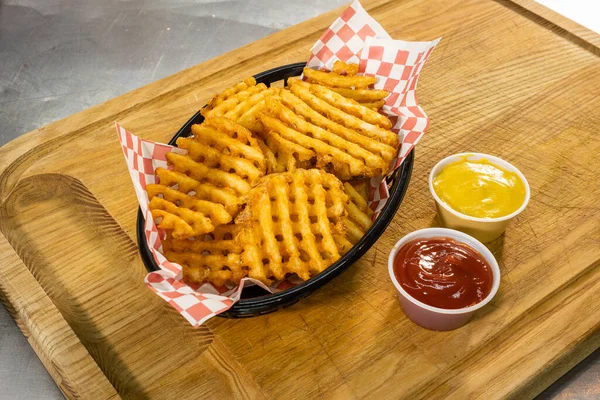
[117,0,440,326]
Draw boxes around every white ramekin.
[429,153,530,243]
[388,228,500,331]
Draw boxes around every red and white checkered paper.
[118,0,440,326]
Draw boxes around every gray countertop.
[0,1,598,399]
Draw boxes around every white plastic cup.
[429,153,530,243]
[388,228,500,331]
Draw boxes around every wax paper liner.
[117,0,440,327]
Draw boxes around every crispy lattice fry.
[303,67,376,88]
[155,168,239,215]
[278,90,396,162]
[163,225,246,287]
[255,134,314,175]
[149,116,265,239]
[305,63,388,111]
[207,84,266,118]
[261,98,383,179]
[359,100,386,110]
[258,87,398,180]
[147,184,232,239]
[332,234,354,255]
[202,77,264,118]
[290,78,392,129]
[332,60,359,77]
[205,77,256,109]
[236,169,349,284]
[341,182,373,247]
[168,116,265,196]
[148,196,214,239]
[202,77,282,135]
[351,180,369,200]
[288,78,398,148]
[330,87,389,102]
[224,87,279,123]
[237,100,268,133]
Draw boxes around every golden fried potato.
[339,182,373,250]
[332,60,359,76]
[359,100,386,110]
[278,89,396,161]
[179,116,266,194]
[202,77,262,117]
[155,168,239,216]
[330,87,389,102]
[149,197,214,239]
[348,179,370,206]
[163,224,245,287]
[201,77,283,136]
[256,82,398,180]
[288,78,398,148]
[148,116,266,240]
[305,63,388,111]
[290,78,391,129]
[303,67,376,88]
[146,185,231,239]
[260,107,361,179]
[255,131,315,174]
[224,87,280,128]
[235,169,349,284]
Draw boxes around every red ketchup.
[393,237,493,309]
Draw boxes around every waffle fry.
[343,182,373,244]
[154,65,399,286]
[237,100,268,133]
[303,67,376,88]
[236,169,349,284]
[256,136,314,174]
[290,78,392,130]
[258,83,398,180]
[163,225,245,287]
[202,77,262,117]
[225,87,280,133]
[331,60,359,77]
[333,182,374,256]
[260,101,371,179]
[171,116,266,195]
[360,100,386,110]
[148,116,266,239]
[155,168,239,216]
[330,87,388,102]
[349,179,370,204]
[278,89,396,161]
[288,78,398,148]
[147,184,232,239]
[306,62,389,111]
[202,77,280,134]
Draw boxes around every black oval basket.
[137,62,414,318]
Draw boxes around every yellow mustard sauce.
[433,156,526,218]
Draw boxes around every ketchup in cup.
[393,238,493,309]
[388,228,500,331]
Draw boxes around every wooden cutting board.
[1,0,599,398]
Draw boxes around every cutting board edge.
[503,0,600,54]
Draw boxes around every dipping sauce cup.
[429,153,530,243]
[388,228,500,331]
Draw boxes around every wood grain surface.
[1,0,599,399]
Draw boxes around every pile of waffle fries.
[147,62,398,286]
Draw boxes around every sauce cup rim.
[428,152,530,223]
[387,227,501,315]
